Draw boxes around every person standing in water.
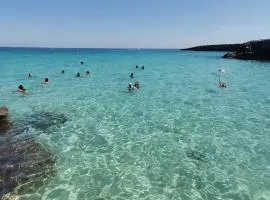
[28,73,32,78]
[130,73,134,78]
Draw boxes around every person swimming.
[218,69,225,73]
[18,85,28,94]
[219,78,226,88]
[136,65,138,69]
[141,66,144,70]
[128,83,137,91]
[220,82,226,88]
[28,73,32,78]
[86,71,90,75]
[133,81,140,89]
[61,70,65,74]
[80,61,84,65]
[42,78,49,84]
[76,73,81,77]
[130,73,134,78]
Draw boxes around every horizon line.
[0,46,180,50]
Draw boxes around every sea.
[0,48,270,200]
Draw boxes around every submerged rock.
[27,111,68,131]
[0,107,10,133]
[186,149,208,162]
[0,138,55,198]
[0,107,8,119]
[0,108,61,198]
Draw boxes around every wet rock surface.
[0,107,8,119]
[0,109,68,198]
[0,138,55,198]
[0,107,10,133]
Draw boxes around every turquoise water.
[0,48,270,200]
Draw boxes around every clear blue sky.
[0,0,269,48]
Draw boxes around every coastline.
[182,39,270,61]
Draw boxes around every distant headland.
[182,39,270,61]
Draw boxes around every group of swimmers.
[18,63,226,95]
[18,69,91,95]
[127,65,145,91]
[135,65,145,70]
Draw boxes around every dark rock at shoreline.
[0,138,55,198]
[222,39,270,60]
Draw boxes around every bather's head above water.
[18,84,25,91]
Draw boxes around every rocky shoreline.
[182,39,270,61]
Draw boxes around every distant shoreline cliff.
[182,39,270,61]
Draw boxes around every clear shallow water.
[0,48,270,200]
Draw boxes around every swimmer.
[130,73,134,78]
[219,78,226,88]
[218,69,225,73]
[128,83,137,91]
[18,85,28,94]
[42,78,49,84]
[28,73,32,78]
[133,81,140,89]
[136,65,139,69]
[142,66,145,70]
[220,82,226,88]
[80,61,84,65]
[61,70,65,74]
[86,71,90,75]
[76,73,81,77]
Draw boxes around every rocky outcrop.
[182,44,241,52]
[182,39,270,61]
[222,39,270,60]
